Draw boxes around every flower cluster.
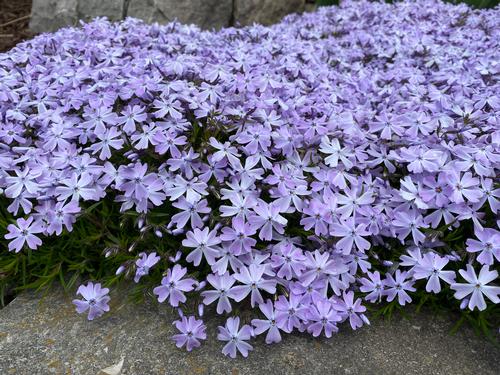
[1,0,499,357]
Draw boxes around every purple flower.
[134,252,161,283]
[220,216,257,255]
[334,291,368,330]
[392,210,429,245]
[306,300,341,338]
[209,137,241,166]
[331,218,371,254]
[4,167,40,198]
[231,264,276,307]
[413,253,455,293]
[320,136,354,170]
[300,250,339,286]
[251,300,282,344]
[72,282,110,320]
[165,175,208,202]
[446,171,482,204]
[5,216,44,252]
[172,316,207,351]
[46,201,81,235]
[201,272,239,314]
[182,227,221,266]
[274,293,307,333]
[270,243,306,280]
[217,317,253,358]
[451,265,500,311]
[466,228,500,265]
[171,197,211,229]
[56,173,100,202]
[359,271,385,303]
[248,200,287,241]
[87,127,124,160]
[118,105,147,134]
[383,270,415,306]
[153,265,196,307]
[300,198,329,236]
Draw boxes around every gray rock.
[127,0,233,29]
[234,0,306,26]
[77,0,125,22]
[30,0,305,33]
[30,0,124,33]
[0,287,498,374]
[29,0,79,33]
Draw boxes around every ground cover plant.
[0,0,499,356]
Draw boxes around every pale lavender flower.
[219,216,257,255]
[153,265,196,307]
[231,264,276,307]
[306,299,341,338]
[383,270,416,306]
[274,293,307,333]
[333,291,368,330]
[134,252,161,283]
[466,228,500,265]
[331,218,371,254]
[413,253,456,293]
[217,317,253,358]
[359,271,385,303]
[72,282,110,320]
[248,200,287,241]
[201,272,239,314]
[182,227,221,266]
[172,316,207,351]
[5,216,44,252]
[451,265,500,311]
[251,300,282,344]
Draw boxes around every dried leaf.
[98,357,124,375]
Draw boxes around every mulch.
[0,0,33,53]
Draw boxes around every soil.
[0,0,34,53]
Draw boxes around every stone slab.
[234,0,306,26]
[127,0,233,29]
[0,287,498,374]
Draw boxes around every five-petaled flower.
[72,282,110,320]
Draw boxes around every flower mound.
[1,0,499,357]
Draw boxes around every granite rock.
[30,0,306,33]
[234,0,306,26]
[29,0,79,33]
[77,0,125,22]
[127,0,233,29]
[0,287,498,374]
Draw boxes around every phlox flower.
[134,252,161,283]
[72,282,110,320]
[153,265,197,307]
[451,265,500,311]
[306,299,341,338]
[413,252,456,293]
[5,216,44,252]
[251,299,283,344]
[231,264,276,307]
[383,270,415,306]
[172,316,206,351]
[217,317,253,358]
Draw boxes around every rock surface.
[234,0,306,26]
[30,0,78,34]
[127,0,233,29]
[30,0,307,33]
[0,287,498,374]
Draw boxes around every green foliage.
[316,0,498,8]
[0,197,171,307]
